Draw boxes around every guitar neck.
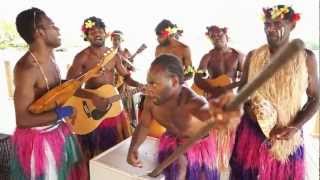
[128,51,139,61]
[108,88,141,103]
[76,48,117,83]
[128,44,146,61]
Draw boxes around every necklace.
[29,51,62,91]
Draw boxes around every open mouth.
[94,36,103,41]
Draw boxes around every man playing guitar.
[193,25,244,171]
[111,30,147,127]
[66,17,143,162]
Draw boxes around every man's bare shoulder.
[175,40,189,49]
[15,54,38,75]
[182,87,207,108]
[155,44,163,51]
[14,54,39,86]
[73,47,91,63]
[304,48,316,60]
[230,48,243,56]
[304,48,317,70]
[202,52,212,59]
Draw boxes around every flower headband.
[81,19,96,34]
[262,5,300,22]
[205,26,227,38]
[160,26,183,37]
[111,31,124,41]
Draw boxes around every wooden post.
[4,61,14,98]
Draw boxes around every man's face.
[146,65,175,105]
[157,35,170,46]
[209,30,227,49]
[38,15,61,48]
[111,35,122,48]
[264,18,293,47]
[87,27,107,47]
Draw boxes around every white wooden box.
[90,136,165,180]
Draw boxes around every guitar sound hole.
[91,104,112,120]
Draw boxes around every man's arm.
[237,50,253,90]
[270,50,320,140]
[116,56,142,87]
[155,46,161,57]
[290,50,320,128]
[127,98,153,167]
[222,51,247,91]
[188,92,212,121]
[183,46,192,68]
[235,51,245,80]
[194,53,214,91]
[14,65,58,128]
[67,54,98,99]
[183,46,193,80]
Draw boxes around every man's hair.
[111,30,124,41]
[151,54,184,84]
[16,7,46,44]
[82,16,106,41]
[155,19,175,35]
[111,30,123,37]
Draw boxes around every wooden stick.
[224,39,305,110]
[148,39,305,177]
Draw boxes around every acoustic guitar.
[191,74,232,97]
[65,84,143,135]
[29,48,118,113]
[115,43,147,88]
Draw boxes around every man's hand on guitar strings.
[91,95,110,111]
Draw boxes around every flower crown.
[205,26,227,37]
[262,5,300,22]
[111,31,124,41]
[81,19,96,34]
[160,26,182,37]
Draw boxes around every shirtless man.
[67,17,142,160]
[192,26,244,171]
[111,30,138,126]
[194,25,244,99]
[155,19,193,80]
[127,54,221,180]
[138,20,194,137]
[11,7,87,179]
[230,5,319,179]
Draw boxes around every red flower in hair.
[291,13,300,22]
[160,30,170,37]
[81,25,87,33]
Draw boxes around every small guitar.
[65,84,143,135]
[191,74,233,97]
[128,43,147,62]
[115,43,147,88]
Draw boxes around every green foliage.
[0,20,27,50]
